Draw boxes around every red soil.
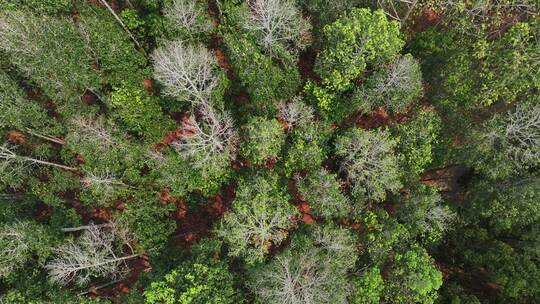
[6,130,26,145]
[412,8,442,33]
[154,113,195,152]
[344,106,414,129]
[173,184,236,248]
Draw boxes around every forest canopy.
[0,0,539,303]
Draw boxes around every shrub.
[335,128,401,202]
[239,117,284,166]
[216,172,297,264]
[295,169,350,219]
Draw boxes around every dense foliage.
[1,0,539,303]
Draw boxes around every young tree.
[152,41,220,104]
[216,172,297,264]
[241,0,311,56]
[283,122,330,175]
[335,128,401,202]
[248,224,357,304]
[45,223,137,287]
[239,117,284,166]
[295,169,350,219]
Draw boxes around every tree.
[295,169,350,219]
[397,184,456,245]
[216,172,297,264]
[239,117,284,166]
[470,101,540,179]
[283,122,330,175]
[0,71,62,134]
[391,110,441,182]
[248,224,357,304]
[144,257,239,304]
[152,41,221,105]
[45,222,137,287]
[0,11,100,115]
[335,128,401,202]
[315,8,403,92]
[382,244,442,304]
[241,0,311,56]
[352,267,384,304]
[110,85,175,141]
[360,54,423,113]
[223,31,301,114]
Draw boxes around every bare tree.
[242,0,311,55]
[0,144,76,171]
[171,102,238,169]
[504,102,540,163]
[482,102,540,166]
[369,54,423,112]
[0,222,31,279]
[163,0,213,34]
[81,169,127,205]
[248,225,356,304]
[375,0,419,24]
[335,129,401,201]
[69,116,117,148]
[46,223,137,287]
[277,97,314,131]
[152,41,219,104]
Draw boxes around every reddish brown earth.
[173,184,236,248]
[343,106,415,129]
[6,130,26,145]
[412,8,442,32]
